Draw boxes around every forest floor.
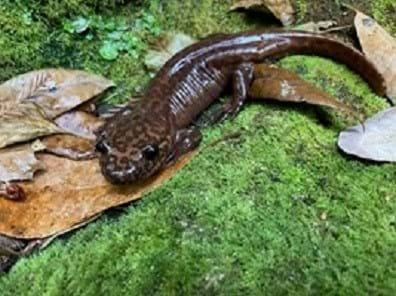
[0,0,395,294]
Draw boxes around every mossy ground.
[0,0,395,295]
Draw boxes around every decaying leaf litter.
[338,107,396,162]
[0,69,113,184]
[0,152,196,239]
[0,67,197,268]
[0,69,113,150]
[0,141,45,183]
[354,10,396,102]
[249,64,357,114]
[338,10,396,162]
[0,5,395,271]
[0,69,114,267]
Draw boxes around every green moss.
[0,0,155,102]
[149,0,248,37]
[0,4,47,80]
[295,0,308,23]
[371,0,396,34]
[1,0,396,295]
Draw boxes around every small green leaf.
[72,17,90,34]
[22,12,33,25]
[104,21,117,31]
[128,50,139,59]
[63,21,75,34]
[99,42,119,60]
[63,17,90,34]
[107,31,123,40]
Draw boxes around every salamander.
[95,30,386,184]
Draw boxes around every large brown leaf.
[0,152,196,239]
[54,111,105,140]
[0,69,115,118]
[0,141,45,182]
[0,69,113,149]
[354,11,396,103]
[0,102,61,149]
[249,64,355,114]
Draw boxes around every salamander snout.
[96,132,172,184]
[95,104,174,184]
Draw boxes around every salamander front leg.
[166,127,202,164]
[210,62,254,123]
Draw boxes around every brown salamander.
[96,30,385,184]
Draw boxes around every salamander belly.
[169,64,229,128]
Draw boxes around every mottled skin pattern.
[96,96,175,183]
[96,30,385,184]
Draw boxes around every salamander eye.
[142,144,159,160]
[95,139,109,154]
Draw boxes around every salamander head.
[96,107,174,184]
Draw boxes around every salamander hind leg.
[209,63,254,123]
[166,127,202,164]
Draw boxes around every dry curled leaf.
[249,64,355,113]
[144,32,196,72]
[230,0,295,26]
[0,102,62,149]
[354,11,396,103]
[0,141,46,182]
[54,111,105,140]
[42,134,95,160]
[0,69,115,118]
[338,107,396,162]
[294,20,338,33]
[0,152,196,239]
[0,234,24,257]
[0,69,113,149]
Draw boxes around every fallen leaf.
[230,0,261,10]
[293,20,338,33]
[0,141,46,182]
[230,0,295,26]
[0,69,114,119]
[67,17,90,34]
[54,111,105,140]
[0,69,113,148]
[144,32,196,72]
[0,152,196,239]
[99,41,119,61]
[0,234,24,257]
[338,107,396,162]
[354,11,396,103]
[0,213,102,271]
[0,103,62,149]
[249,64,355,114]
[42,135,95,160]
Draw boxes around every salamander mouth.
[99,156,143,184]
[106,168,140,184]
